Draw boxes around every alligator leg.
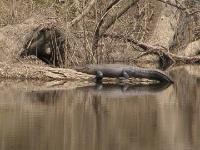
[121,70,129,79]
[95,70,103,83]
[118,70,129,82]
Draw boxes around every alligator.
[75,64,173,83]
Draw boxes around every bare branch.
[156,0,200,16]
[102,33,156,50]
[156,0,185,10]
[103,33,200,67]
[68,0,96,27]
[91,0,121,61]
[92,0,140,62]
[189,10,200,16]
[142,49,200,64]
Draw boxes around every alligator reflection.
[27,83,171,104]
[76,82,171,98]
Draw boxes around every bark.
[147,0,200,52]
[144,0,200,65]
[146,0,182,49]
[180,40,200,56]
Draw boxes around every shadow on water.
[0,66,200,150]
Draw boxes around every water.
[0,65,200,150]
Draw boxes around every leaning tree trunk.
[140,0,200,68]
[139,0,183,67]
[147,0,180,48]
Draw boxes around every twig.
[189,10,200,16]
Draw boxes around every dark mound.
[21,26,66,67]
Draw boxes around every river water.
[0,65,199,150]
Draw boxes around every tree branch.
[102,33,200,67]
[68,0,96,27]
[156,0,185,10]
[91,0,140,62]
[156,0,200,16]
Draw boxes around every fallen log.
[0,62,92,81]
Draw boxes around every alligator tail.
[127,68,174,83]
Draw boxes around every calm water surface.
[0,66,200,150]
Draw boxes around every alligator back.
[77,64,125,77]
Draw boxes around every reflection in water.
[0,66,200,150]
[76,82,171,98]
